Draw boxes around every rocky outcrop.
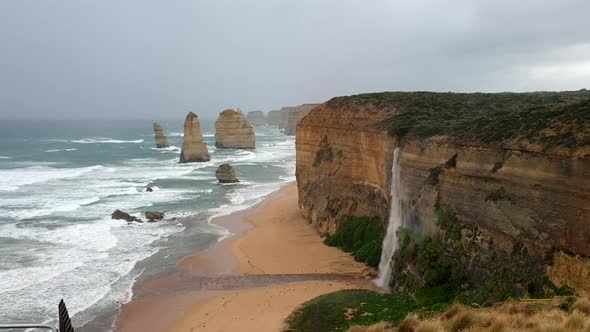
[216,164,239,183]
[153,123,170,148]
[112,210,142,222]
[246,111,266,126]
[215,109,255,149]
[179,112,210,163]
[267,110,282,126]
[145,211,164,222]
[296,91,590,291]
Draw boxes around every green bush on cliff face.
[324,216,383,268]
[390,208,552,306]
[327,90,590,149]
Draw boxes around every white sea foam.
[150,146,180,152]
[0,156,12,159]
[71,138,144,144]
[0,126,296,327]
[0,165,102,191]
[45,148,78,153]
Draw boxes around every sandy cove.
[114,182,377,332]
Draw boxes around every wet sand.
[115,182,376,332]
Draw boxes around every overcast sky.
[1,0,589,120]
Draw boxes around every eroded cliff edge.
[296,90,590,294]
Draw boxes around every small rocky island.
[179,112,210,163]
[152,122,170,148]
[215,109,255,149]
[215,164,239,183]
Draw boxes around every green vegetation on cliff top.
[327,90,590,148]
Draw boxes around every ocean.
[0,118,295,330]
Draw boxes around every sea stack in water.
[215,109,255,149]
[216,164,239,183]
[153,123,170,148]
[179,112,210,163]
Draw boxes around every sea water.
[0,118,295,329]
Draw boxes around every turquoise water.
[0,119,295,329]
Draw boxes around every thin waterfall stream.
[374,147,403,290]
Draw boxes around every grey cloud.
[0,0,589,120]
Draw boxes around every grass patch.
[345,298,590,332]
[325,216,384,267]
[284,290,419,332]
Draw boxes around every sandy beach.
[114,182,375,332]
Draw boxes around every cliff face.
[153,123,169,148]
[279,107,294,130]
[246,111,266,126]
[286,104,320,135]
[296,91,590,291]
[296,103,396,234]
[180,112,210,163]
[267,110,282,126]
[397,141,590,256]
[215,109,255,149]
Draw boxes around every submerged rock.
[153,123,170,148]
[111,210,142,222]
[179,112,210,163]
[216,164,239,183]
[145,211,165,222]
[215,109,255,149]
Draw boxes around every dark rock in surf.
[216,164,239,183]
[145,211,165,222]
[112,209,142,222]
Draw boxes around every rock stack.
[179,112,210,163]
[216,164,239,183]
[215,109,256,149]
[267,110,282,126]
[153,123,170,148]
[246,111,267,126]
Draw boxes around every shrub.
[324,216,384,268]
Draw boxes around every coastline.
[114,182,377,332]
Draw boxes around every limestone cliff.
[267,110,282,126]
[279,107,295,131]
[215,109,255,149]
[296,102,396,234]
[246,111,266,126]
[286,104,320,136]
[153,123,170,148]
[296,91,590,291]
[179,112,210,163]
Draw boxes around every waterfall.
[375,147,403,290]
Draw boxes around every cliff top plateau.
[314,90,590,154]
